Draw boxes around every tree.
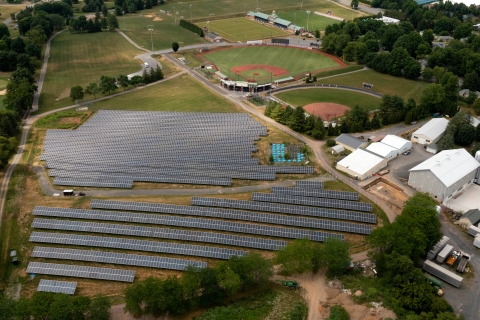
[11,37,26,54]
[288,106,306,132]
[214,263,242,296]
[0,24,10,39]
[4,78,37,116]
[28,292,54,320]
[403,58,421,79]
[172,42,179,52]
[99,75,117,94]
[371,113,381,129]
[87,295,111,320]
[287,301,308,320]
[455,124,476,146]
[422,29,434,45]
[85,82,101,98]
[315,30,320,39]
[351,0,359,9]
[117,74,129,90]
[106,13,119,31]
[420,84,446,113]
[48,294,73,320]
[453,23,472,40]
[145,0,152,9]
[422,67,434,82]
[228,253,273,288]
[463,71,480,91]
[275,238,322,275]
[48,13,66,29]
[70,85,84,102]
[322,238,351,277]
[102,4,108,17]
[124,282,145,317]
[129,75,144,87]
[327,305,350,320]
[311,116,326,140]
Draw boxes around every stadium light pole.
[306,10,311,31]
[234,20,237,43]
[244,0,246,14]
[190,4,193,23]
[301,0,303,10]
[148,25,154,51]
[173,6,176,25]
[122,11,126,30]
[256,0,259,12]
[294,12,296,27]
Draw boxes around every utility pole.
[234,20,237,43]
[190,4,193,23]
[306,10,311,31]
[173,6,176,25]
[148,25,154,51]
[122,11,126,30]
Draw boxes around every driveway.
[445,184,480,213]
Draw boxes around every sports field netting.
[201,46,343,84]
[202,17,289,42]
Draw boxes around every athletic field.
[202,18,289,42]
[277,10,340,31]
[201,46,344,83]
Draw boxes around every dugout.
[273,18,291,29]
[253,12,269,23]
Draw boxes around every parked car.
[403,151,411,155]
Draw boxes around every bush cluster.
[179,19,204,37]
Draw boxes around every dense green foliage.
[437,111,476,151]
[327,305,350,320]
[180,19,204,37]
[124,253,273,317]
[0,293,111,320]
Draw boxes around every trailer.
[423,260,463,288]
[436,244,454,264]
[427,236,450,260]
[474,234,480,249]
[468,225,480,237]
[456,255,469,273]
[425,274,442,288]
[63,190,74,196]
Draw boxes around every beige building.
[336,149,388,180]
[411,118,449,145]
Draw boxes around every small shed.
[335,134,368,152]
[457,209,480,229]
[426,143,439,154]
[330,145,345,154]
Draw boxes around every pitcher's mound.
[304,102,349,121]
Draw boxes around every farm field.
[37,31,143,114]
[90,75,240,113]
[275,88,382,112]
[325,69,429,102]
[277,10,340,31]
[201,17,289,42]
[201,46,344,83]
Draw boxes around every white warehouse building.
[408,149,480,202]
[411,118,449,145]
[336,149,388,180]
[366,142,399,161]
[381,135,412,153]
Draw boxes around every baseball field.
[200,46,345,83]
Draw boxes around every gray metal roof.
[464,209,480,225]
[335,134,365,149]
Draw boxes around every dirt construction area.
[364,178,408,215]
[303,103,350,121]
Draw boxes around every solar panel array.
[29,232,248,260]
[190,197,376,224]
[32,246,207,270]
[271,187,359,201]
[85,200,371,235]
[32,218,288,250]
[42,111,314,187]
[26,262,135,282]
[295,181,324,189]
[251,193,373,212]
[37,279,77,294]
[32,207,341,241]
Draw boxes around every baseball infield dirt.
[303,102,350,121]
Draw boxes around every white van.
[144,62,149,68]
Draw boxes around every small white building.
[330,145,345,154]
[411,118,449,145]
[335,134,368,152]
[366,142,399,161]
[381,135,412,153]
[336,149,388,180]
[375,16,400,25]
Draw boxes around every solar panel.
[33,207,344,241]
[53,178,133,188]
[29,232,249,260]
[37,279,77,294]
[251,193,373,212]
[26,262,135,282]
[87,200,371,234]
[32,218,288,250]
[32,246,207,270]
[189,198,376,224]
[295,181,324,189]
[271,187,359,201]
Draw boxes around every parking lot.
[445,184,480,212]
[387,143,432,188]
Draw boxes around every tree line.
[179,19,205,37]
[113,0,162,16]
[68,13,119,33]
[0,292,111,320]
[435,110,480,153]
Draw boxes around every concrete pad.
[445,184,480,212]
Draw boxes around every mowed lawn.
[276,88,381,111]
[91,75,241,113]
[277,10,339,31]
[202,46,342,82]
[326,69,429,102]
[38,31,143,113]
[203,18,289,42]
[0,5,24,23]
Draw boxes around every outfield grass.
[202,17,289,42]
[202,46,342,83]
[0,73,10,90]
[277,10,339,31]
[38,31,143,113]
[275,88,381,111]
[90,75,241,112]
[326,69,429,102]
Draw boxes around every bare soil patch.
[304,102,350,121]
[57,116,82,125]
[0,89,6,95]
[56,88,70,101]
[231,64,289,76]
[153,16,163,21]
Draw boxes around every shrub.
[326,139,336,147]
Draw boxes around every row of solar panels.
[271,187,359,201]
[37,279,77,294]
[92,199,376,224]
[32,207,343,241]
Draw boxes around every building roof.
[291,25,303,31]
[331,145,345,153]
[366,142,397,158]
[337,149,385,176]
[409,149,480,187]
[254,12,270,20]
[273,17,291,26]
[206,32,221,39]
[463,209,480,225]
[335,134,365,149]
[215,71,227,79]
[381,135,410,149]
[471,117,480,128]
[412,118,449,140]
[376,16,400,24]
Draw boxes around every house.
[330,145,345,154]
[457,209,480,228]
[366,142,399,161]
[335,134,368,152]
[205,32,223,43]
[408,148,480,202]
[435,35,454,42]
[375,16,400,24]
[411,118,449,145]
[336,149,388,180]
[381,135,412,153]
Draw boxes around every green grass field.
[277,10,339,31]
[326,69,429,102]
[38,31,143,113]
[202,46,342,83]
[276,88,381,111]
[90,75,240,112]
[202,17,289,42]
[0,5,24,23]
[0,73,10,91]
